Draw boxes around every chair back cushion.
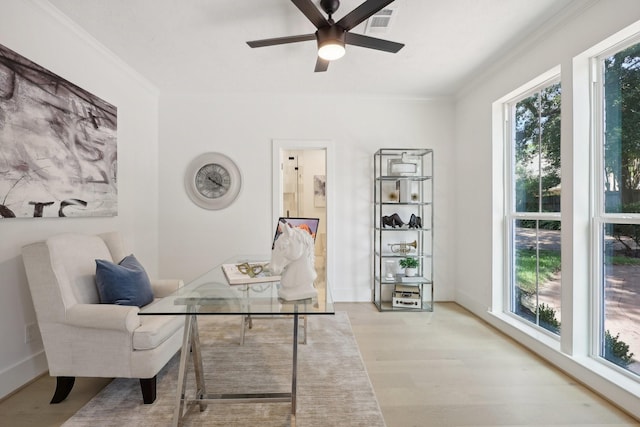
[22,233,117,323]
[47,233,114,306]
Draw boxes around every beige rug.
[62,312,385,427]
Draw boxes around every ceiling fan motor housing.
[320,0,340,15]
[317,25,346,47]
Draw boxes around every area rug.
[62,312,385,427]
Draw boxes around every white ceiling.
[46,0,577,98]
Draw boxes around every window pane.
[514,84,562,213]
[602,223,640,374]
[603,43,640,213]
[512,219,561,334]
[514,94,541,212]
[539,84,562,212]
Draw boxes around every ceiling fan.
[246,0,404,72]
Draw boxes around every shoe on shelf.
[382,213,405,228]
[408,213,423,229]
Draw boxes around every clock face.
[185,153,242,210]
[195,163,231,199]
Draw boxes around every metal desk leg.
[174,312,300,427]
[239,315,245,345]
[302,315,307,345]
[190,315,207,411]
[173,313,194,427]
[239,285,253,345]
[239,315,253,345]
[291,314,299,424]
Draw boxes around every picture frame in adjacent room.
[314,175,326,207]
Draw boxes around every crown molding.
[33,0,159,97]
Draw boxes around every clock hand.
[207,176,222,187]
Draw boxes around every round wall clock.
[185,152,242,210]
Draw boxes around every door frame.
[272,139,334,296]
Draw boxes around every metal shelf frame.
[372,148,434,312]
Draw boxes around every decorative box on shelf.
[392,284,421,308]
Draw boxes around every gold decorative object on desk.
[237,262,263,277]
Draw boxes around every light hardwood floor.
[0,302,638,426]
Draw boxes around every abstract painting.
[0,43,117,218]
[314,175,326,207]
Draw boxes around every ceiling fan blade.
[345,32,404,53]
[314,57,330,72]
[247,33,316,48]
[336,0,395,31]
[291,0,329,29]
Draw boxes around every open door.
[272,140,333,295]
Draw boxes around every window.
[594,40,640,374]
[506,79,562,334]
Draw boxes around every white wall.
[0,0,160,399]
[3,0,639,417]
[454,0,640,419]
[158,93,455,302]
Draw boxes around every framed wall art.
[0,43,118,218]
[314,175,326,207]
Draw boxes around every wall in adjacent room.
[158,93,456,303]
[454,0,640,419]
[0,0,160,399]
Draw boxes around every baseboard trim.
[0,350,48,401]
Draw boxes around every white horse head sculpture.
[270,222,317,301]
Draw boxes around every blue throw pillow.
[95,254,154,307]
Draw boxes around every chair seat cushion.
[95,255,154,307]
[133,308,184,350]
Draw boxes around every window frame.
[504,73,562,336]
[591,35,640,375]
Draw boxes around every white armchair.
[21,232,184,404]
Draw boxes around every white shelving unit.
[372,148,433,311]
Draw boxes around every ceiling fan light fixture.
[318,42,345,60]
[246,0,405,72]
[317,26,346,61]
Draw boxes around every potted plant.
[399,257,419,277]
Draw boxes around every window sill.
[488,310,561,350]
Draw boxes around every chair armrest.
[150,279,184,298]
[66,304,140,332]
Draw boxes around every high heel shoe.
[381,215,394,228]
[382,213,405,228]
[391,213,404,228]
[408,214,422,229]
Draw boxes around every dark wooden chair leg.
[50,376,75,404]
[140,376,157,404]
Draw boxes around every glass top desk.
[139,255,334,427]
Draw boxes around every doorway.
[272,140,333,293]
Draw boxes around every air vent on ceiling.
[364,5,396,35]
